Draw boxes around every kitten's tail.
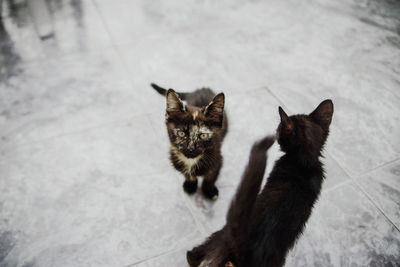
[226,135,275,242]
[150,83,189,100]
[150,83,168,96]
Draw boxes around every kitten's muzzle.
[182,148,201,158]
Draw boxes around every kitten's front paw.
[183,180,198,194]
[202,185,219,200]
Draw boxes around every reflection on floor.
[0,0,399,266]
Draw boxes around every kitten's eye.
[200,133,209,140]
[177,131,185,137]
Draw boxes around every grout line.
[329,149,400,181]
[0,85,272,154]
[325,150,354,179]
[352,179,400,233]
[1,114,142,150]
[125,236,205,267]
[0,43,117,66]
[323,131,400,182]
[327,145,400,232]
[261,86,291,112]
[179,186,208,237]
[92,0,140,91]
[124,250,173,267]
[145,113,163,139]
[325,149,400,232]
[321,150,354,194]
[355,157,400,179]
[322,179,351,194]
[218,184,236,189]
[321,176,400,233]
[92,0,117,47]
[92,0,138,87]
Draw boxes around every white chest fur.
[172,147,202,173]
[177,152,202,169]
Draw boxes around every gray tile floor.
[0,0,399,266]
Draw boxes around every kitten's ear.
[279,106,293,130]
[166,89,185,114]
[309,99,334,128]
[204,93,224,125]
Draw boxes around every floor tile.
[109,0,400,177]
[117,35,271,94]
[0,120,201,266]
[322,153,351,190]
[260,4,400,176]
[184,186,236,235]
[131,239,202,267]
[107,0,353,93]
[356,159,400,230]
[159,176,400,267]
[0,49,166,148]
[1,0,399,266]
[286,207,342,267]
[0,116,171,177]
[286,182,400,266]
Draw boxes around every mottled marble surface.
[356,161,400,230]
[1,0,399,266]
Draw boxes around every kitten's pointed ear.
[309,99,334,128]
[204,93,224,126]
[205,93,224,115]
[166,89,185,113]
[279,106,293,130]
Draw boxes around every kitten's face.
[276,100,334,156]
[165,89,225,158]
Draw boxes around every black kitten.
[151,83,228,200]
[187,99,334,266]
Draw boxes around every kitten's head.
[276,100,334,164]
[165,89,225,158]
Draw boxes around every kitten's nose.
[184,147,198,158]
[188,148,196,155]
[188,143,195,151]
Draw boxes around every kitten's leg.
[202,160,222,200]
[183,174,198,194]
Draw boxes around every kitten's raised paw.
[202,185,219,200]
[183,180,198,194]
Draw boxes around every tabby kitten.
[151,83,228,200]
[187,99,334,267]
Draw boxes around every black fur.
[150,83,168,96]
[187,135,275,267]
[187,100,334,266]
